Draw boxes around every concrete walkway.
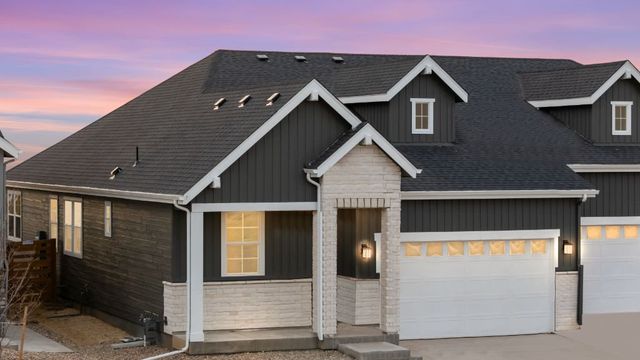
[402,314,639,360]
[2,324,72,352]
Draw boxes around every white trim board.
[303,123,421,178]
[191,202,317,213]
[528,61,640,108]
[568,164,640,173]
[338,56,469,104]
[581,217,640,226]
[180,80,362,204]
[0,137,19,158]
[401,189,599,200]
[611,101,633,136]
[7,180,181,204]
[400,229,561,242]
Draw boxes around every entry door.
[581,224,640,314]
[399,238,555,340]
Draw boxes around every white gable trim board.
[401,189,599,200]
[0,137,19,158]
[529,61,640,108]
[568,164,640,173]
[338,56,469,104]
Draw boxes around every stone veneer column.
[380,199,401,333]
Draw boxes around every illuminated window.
[222,212,264,276]
[531,240,547,255]
[64,199,83,257]
[468,241,484,256]
[489,240,505,256]
[49,197,58,241]
[624,225,639,239]
[586,226,602,240]
[605,226,621,240]
[104,201,112,237]
[404,243,422,257]
[426,242,443,257]
[7,190,21,242]
[611,101,632,136]
[411,98,435,134]
[510,240,526,255]
[447,241,464,256]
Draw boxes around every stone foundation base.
[556,271,579,331]
[337,276,380,325]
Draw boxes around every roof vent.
[109,166,122,180]
[238,95,251,108]
[133,146,139,167]
[213,97,226,110]
[266,92,280,106]
[294,55,307,62]
[332,56,344,63]
[256,54,269,61]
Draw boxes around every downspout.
[306,173,323,341]
[143,200,191,359]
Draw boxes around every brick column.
[380,199,401,333]
[321,205,338,336]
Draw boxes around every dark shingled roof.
[306,122,369,169]
[519,61,626,101]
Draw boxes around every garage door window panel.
[404,242,422,257]
[447,241,464,256]
[624,225,638,239]
[468,241,484,256]
[426,242,443,257]
[586,226,602,240]
[531,240,547,255]
[489,240,505,256]
[605,226,621,240]
[510,240,526,255]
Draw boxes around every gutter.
[143,201,191,359]
[401,189,599,200]
[305,174,323,341]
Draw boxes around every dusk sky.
[2,0,640,162]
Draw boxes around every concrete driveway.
[401,314,639,360]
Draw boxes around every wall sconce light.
[563,240,574,255]
[361,243,373,259]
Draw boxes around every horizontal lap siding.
[401,198,580,270]
[193,101,350,203]
[591,79,640,144]
[581,173,640,216]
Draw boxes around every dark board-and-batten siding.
[193,100,350,203]
[591,79,640,144]
[349,74,456,144]
[581,172,640,217]
[401,198,581,271]
[547,105,592,140]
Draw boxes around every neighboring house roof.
[521,60,640,107]
[0,131,19,158]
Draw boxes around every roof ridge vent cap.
[266,92,280,106]
[332,56,344,63]
[256,54,269,61]
[294,55,307,62]
[213,97,226,110]
[238,95,251,107]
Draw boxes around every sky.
[2,0,640,163]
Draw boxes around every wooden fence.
[8,239,56,303]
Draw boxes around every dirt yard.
[2,307,349,360]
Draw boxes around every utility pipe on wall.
[306,174,323,341]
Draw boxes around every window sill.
[412,130,434,135]
[63,252,83,259]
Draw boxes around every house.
[0,131,19,311]
[6,50,640,352]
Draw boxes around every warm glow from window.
[586,226,602,240]
[605,226,621,239]
[447,241,464,256]
[624,225,639,239]
[64,199,83,257]
[489,240,505,256]
[468,241,484,256]
[49,197,58,241]
[510,240,526,255]
[426,242,443,257]
[404,243,422,257]
[223,212,263,275]
[531,240,547,255]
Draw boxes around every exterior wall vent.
[332,56,344,63]
[256,54,269,61]
[266,92,280,106]
[213,97,226,110]
[294,55,307,62]
[109,166,122,180]
[238,95,251,108]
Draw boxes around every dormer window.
[611,101,632,136]
[411,98,435,134]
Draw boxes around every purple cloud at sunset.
[2,0,640,162]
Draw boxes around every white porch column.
[189,210,205,342]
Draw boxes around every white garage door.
[399,233,556,340]
[581,224,640,314]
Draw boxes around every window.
[404,243,422,256]
[489,240,505,256]
[104,201,112,237]
[586,226,602,240]
[426,242,443,257]
[605,226,621,240]
[221,212,264,276]
[510,240,526,255]
[468,241,484,256]
[49,197,58,241]
[64,199,83,257]
[531,240,547,255]
[611,101,632,136]
[624,225,639,239]
[447,241,464,256]
[7,190,21,241]
[410,98,435,134]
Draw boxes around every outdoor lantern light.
[563,241,574,255]
[361,243,373,259]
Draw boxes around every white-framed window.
[49,196,58,241]
[104,201,112,237]
[7,190,21,242]
[221,212,265,276]
[611,101,632,136]
[410,98,435,134]
[63,199,83,258]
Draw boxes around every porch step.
[338,342,421,360]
